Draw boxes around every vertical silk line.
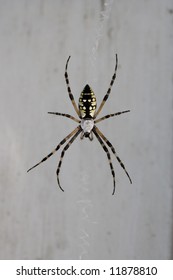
[89,0,114,81]
[77,0,113,259]
[77,171,92,259]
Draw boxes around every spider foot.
[57,177,64,192]
[112,181,116,195]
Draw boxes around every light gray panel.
[0,0,172,259]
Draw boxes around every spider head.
[78,84,97,119]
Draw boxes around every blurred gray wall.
[0,0,173,259]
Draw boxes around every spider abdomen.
[78,84,97,119]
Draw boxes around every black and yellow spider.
[27,54,132,195]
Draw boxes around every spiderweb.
[77,0,113,259]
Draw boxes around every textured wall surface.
[0,0,173,260]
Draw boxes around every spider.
[27,54,132,195]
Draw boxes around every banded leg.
[48,112,80,123]
[56,127,82,191]
[95,110,130,124]
[27,126,80,173]
[65,56,79,116]
[94,54,118,118]
[94,126,132,184]
[93,127,116,195]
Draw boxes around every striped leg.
[56,127,82,191]
[94,126,132,184]
[95,110,130,124]
[27,126,80,173]
[93,127,116,195]
[94,54,118,118]
[48,112,80,123]
[65,56,79,116]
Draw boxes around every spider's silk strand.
[76,0,113,259]
[77,172,98,259]
[89,0,113,80]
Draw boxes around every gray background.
[0,0,173,260]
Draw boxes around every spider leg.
[95,110,130,124]
[94,126,132,184]
[27,126,81,173]
[65,56,79,117]
[48,112,80,123]
[93,127,116,195]
[56,127,82,192]
[94,54,118,118]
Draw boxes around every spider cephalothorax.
[27,54,132,195]
[80,119,94,140]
